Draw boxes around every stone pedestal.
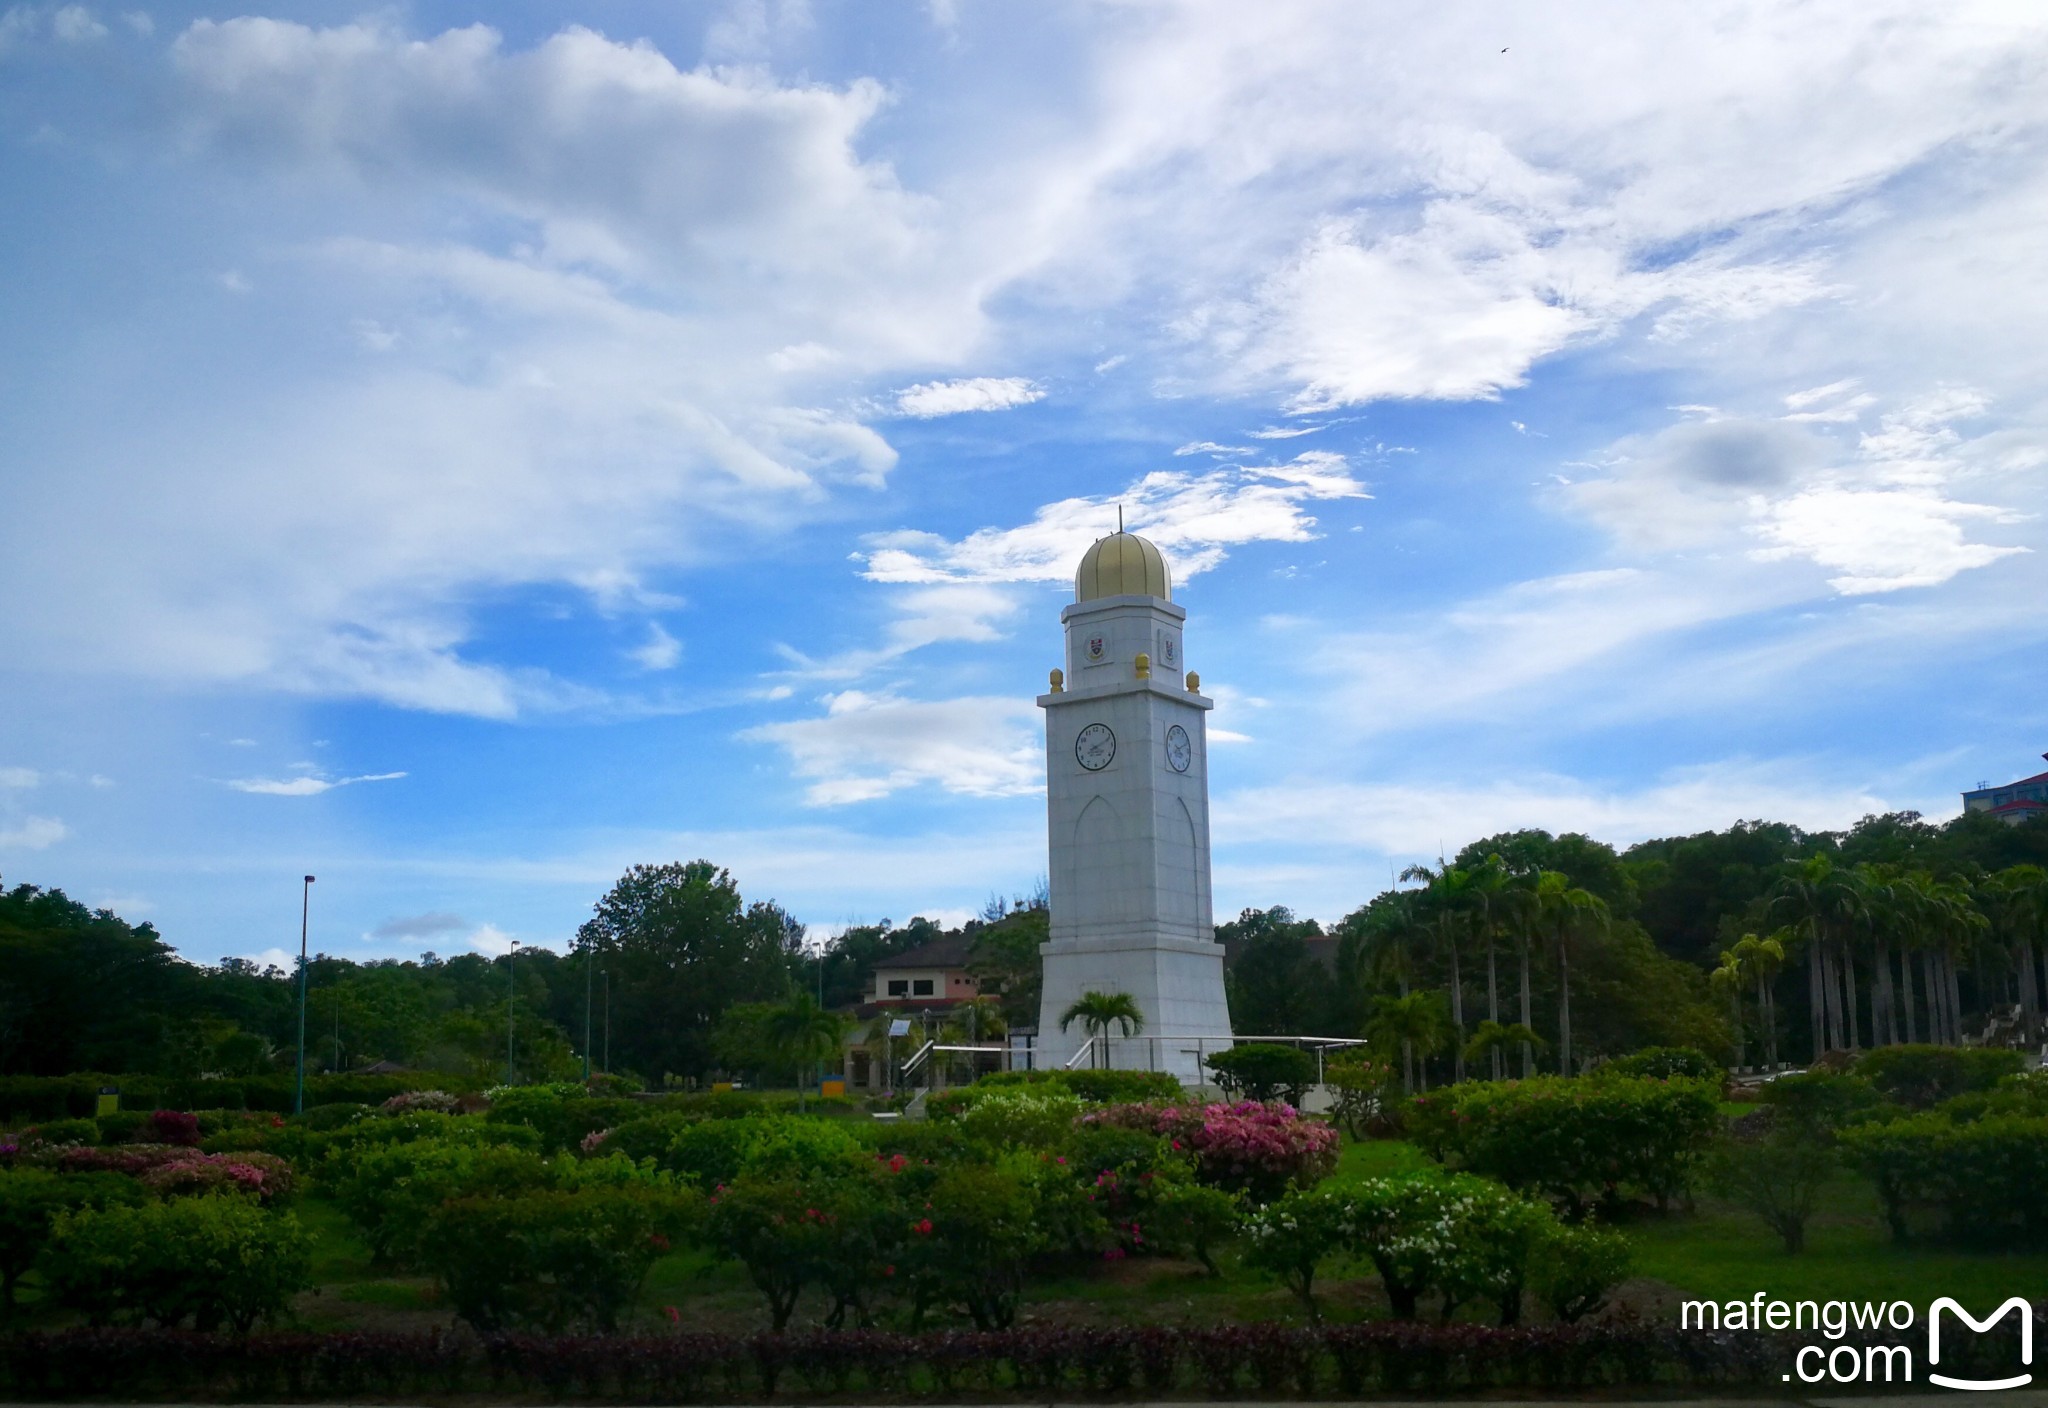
[1035,934,1232,1082]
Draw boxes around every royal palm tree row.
[1349,853,2048,1084]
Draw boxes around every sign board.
[887,1019,912,1038]
[820,1079,846,1098]
[96,1086,119,1117]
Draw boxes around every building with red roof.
[1963,755,2048,826]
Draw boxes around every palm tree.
[1465,856,1515,1078]
[1769,855,1863,1057]
[1402,861,1475,1083]
[1365,991,1452,1093]
[1987,865,2048,1046]
[1462,1019,1547,1071]
[1529,870,1606,1076]
[1712,932,1787,1070]
[764,992,847,1113]
[1343,890,1431,1092]
[1059,990,1145,1069]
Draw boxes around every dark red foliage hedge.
[0,1319,1967,1400]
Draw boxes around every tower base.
[1035,935,1234,1084]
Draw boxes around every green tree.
[1529,869,1607,1074]
[1058,990,1145,1068]
[1365,991,1451,1092]
[1219,906,1327,1035]
[572,861,802,1082]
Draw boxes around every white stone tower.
[1034,532,1233,1081]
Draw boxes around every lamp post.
[582,950,593,1083]
[602,971,610,1074]
[294,875,315,1116]
[505,938,519,1085]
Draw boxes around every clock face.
[1165,724,1192,773]
[1075,722,1116,771]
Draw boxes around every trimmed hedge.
[1838,1112,2048,1245]
[0,1074,419,1122]
[2,1320,2001,1399]
[966,1069,1185,1104]
[1855,1045,2026,1109]
[1410,1076,1720,1214]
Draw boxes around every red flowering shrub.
[57,1144,193,1177]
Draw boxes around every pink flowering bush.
[138,1151,296,1206]
[144,1110,202,1148]
[1084,1101,1338,1204]
[382,1090,460,1115]
[57,1144,194,1178]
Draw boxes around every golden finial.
[1049,667,1064,693]
[1186,670,1200,693]
[1134,652,1151,679]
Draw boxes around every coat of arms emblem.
[1086,634,1107,662]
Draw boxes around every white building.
[1033,531,1234,1081]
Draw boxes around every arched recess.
[1073,795,1134,921]
[1176,796,1209,929]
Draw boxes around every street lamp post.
[294,875,315,1116]
[582,950,593,1083]
[601,971,610,1074]
[505,938,519,1085]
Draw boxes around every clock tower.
[1034,531,1233,1080]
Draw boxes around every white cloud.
[742,690,1041,804]
[467,923,516,956]
[0,816,68,850]
[224,770,407,796]
[50,5,103,42]
[0,767,38,788]
[858,454,1368,587]
[1247,425,1323,439]
[1173,441,1252,456]
[627,622,683,671]
[893,376,1043,418]
[1752,489,2026,594]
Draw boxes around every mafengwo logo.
[1682,1295,2035,1389]
[1930,1297,2034,1392]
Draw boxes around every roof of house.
[1993,798,2048,814]
[872,933,980,970]
[1966,757,2048,796]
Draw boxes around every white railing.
[897,1039,938,1080]
[1048,1032,1370,1081]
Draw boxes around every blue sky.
[2,0,2044,969]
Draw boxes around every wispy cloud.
[857,455,1368,586]
[893,377,1044,418]
[742,691,1041,804]
[0,817,69,850]
[224,771,408,797]
[368,910,470,941]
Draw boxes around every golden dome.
[1074,532,1172,602]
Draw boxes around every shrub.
[0,1170,141,1309]
[143,1110,202,1147]
[1146,1181,1242,1276]
[1757,1072,1889,1134]
[1086,1101,1338,1204]
[92,1111,149,1144]
[40,1196,310,1331]
[382,1090,459,1114]
[1205,1044,1318,1104]
[1324,1054,1402,1139]
[56,1144,195,1177]
[1530,1222,1631,1323]
[1242,1182,1358,1315]
[955,1090,1085,1150]
[1839,1113,2048,1247]
[16,1119,96,1148]
[901,1159,1045,1330]
[701,1176,848,1331]
[486,1086,644,1154]
[1857,1045,2025,1109]
[313,1111,540,1171]
[420,1185,698,1332]
[1347,1172,1553,1323]
[327,1141,553,1265]
[1704,1132,1835,1252]
[291,1102,373,1132]
[1416,1075,1720,1215]
[972,1069,1184,1104]
[657,1115,866,1190]
[1597,1047,1721,1082]
[138,1151,296,1206]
